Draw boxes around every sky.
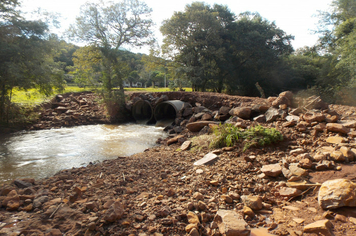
[21,0,333,54]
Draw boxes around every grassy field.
[11,86,192,105]
[11,86,93,105]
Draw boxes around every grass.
[11,86,91,105]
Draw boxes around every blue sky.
[22,0,333,53]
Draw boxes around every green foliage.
[160,2,294,96]
[209,124,283,152]
[69,0,154,121]
[292,0,356,105]
[0,0,66,123]
[241,125,284,151]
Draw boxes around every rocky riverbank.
[28,92,110,130]
[1,91,356,235]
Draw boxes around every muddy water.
[0,124,167,183]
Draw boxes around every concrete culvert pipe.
[132,100,153,124]
[154,100,186,126]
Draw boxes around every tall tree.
[69,0,154,121]
[161,3,293,96]
[69,0,154,91]
[0,0,64,122]
[313,0,356,103]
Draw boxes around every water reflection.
[0,124,167,183]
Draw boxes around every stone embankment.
[1,91,356,235]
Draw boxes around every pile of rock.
[29,92,109,130]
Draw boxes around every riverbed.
[0,124,167,183]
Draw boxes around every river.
[0,124,167,183]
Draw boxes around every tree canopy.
[0,0,65,122]
[160,2,294,96]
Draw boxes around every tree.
[0,0,65,123]
[127,71,140,87]
[70,46,103,87]
[69,0,154,91]
[311,0,356,104]
[160,2,294,96]
[69,0,154,121]
[161,2,233,92]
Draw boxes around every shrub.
[209,124,283,151]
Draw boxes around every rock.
[167,135,184,145]
[338,120,356,128]
[318,179,356,210]
[279,91,294,101]
[326,136,345,144]
[197,201,207,211]
[13,179,33,188]
[325,114,339,123]
[289,108,303,116]
[194,153,218,166]
[243,206,255,218]
[299,158,313,169]
[303,96,328,110]
[289,164,308,177]
[47,229,62,236]
[253,114,265,123]
[265,107,279,122]
[241,195,262,210]
[185,224,198,233]
[272,95,290,107]
[216,106,231,121]
[340,146,355,161]
[315,160,336,171]
[326,123,350,134]
[201,113,213,121]
[213,210,250,236]
[279,187,302,198]
[33,195,49,209]
[304,220,333,236]
[229,107,251,120]
[319,146,335,155]
[102,200,124,222]
[313,153,328,162]
[330,150,345,162]
[303,112,325,123]
[335,214,348,223]
[221,195,233,204]
[289,148,306,156]
[188,228,200,236]
[180,141,191,151]
[186,121,218,132]
[3,190,20,211]
[286,115,300,123]
[261,164,282,177]
[187,211,200,224]
[193,192,204,201]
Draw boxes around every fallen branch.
[49,203,63,219]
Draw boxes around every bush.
[209,124,283,151]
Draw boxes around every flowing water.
[0,124,167,183]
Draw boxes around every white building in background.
[123,81,142,88]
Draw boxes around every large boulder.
[318,179,356,210]
[229,107,251,120]
[186,121,218,132]
[213,210,250,236]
